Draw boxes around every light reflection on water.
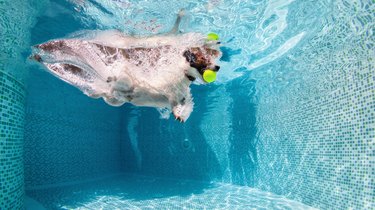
[27,174,316,210]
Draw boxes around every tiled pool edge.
[253,1,375,209]
[0,70,26,209]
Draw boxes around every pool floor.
[26,174,316,210]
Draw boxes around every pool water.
[0,0,374,209]
[26,174,317,210]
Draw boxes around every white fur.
[32,30,221,122]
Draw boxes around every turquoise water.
[26,174,316,210]
[0,0,374,209]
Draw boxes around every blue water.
[26,174,316,209]
[0,0,373,209]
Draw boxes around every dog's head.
[183,45,221,83]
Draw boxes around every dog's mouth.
[183,47,221,81]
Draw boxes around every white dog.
[31,11,222,122]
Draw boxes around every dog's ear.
[183,50,196,63]
[183,49,208,75]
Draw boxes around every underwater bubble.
[181,138,192,150]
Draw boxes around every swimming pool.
[0,0,374,209]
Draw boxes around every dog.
[31,11,222,122]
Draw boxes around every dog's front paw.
[172,102,193,123]
[173,106,185,123]
[175,116,184,123]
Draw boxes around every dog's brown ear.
[183,49,208,75]
[183,50,195,63]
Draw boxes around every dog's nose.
[214,65,220,71]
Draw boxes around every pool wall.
[0,0,46,209]
[0,72,25,210]
[23,69,125,188]
[253,1,374,209]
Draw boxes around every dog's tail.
[168,9,185,34]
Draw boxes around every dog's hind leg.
[31,39,114,102]
[168,9,185,34]
[108,74,134,106]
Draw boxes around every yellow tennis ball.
[203,69,217,83]
[207,32,219,41]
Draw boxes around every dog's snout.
[214,65,220,71]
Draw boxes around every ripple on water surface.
[26,174,317,210]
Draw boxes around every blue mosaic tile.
[23,69,125,188]
[253,1,374,209]
[0,70,26,210]
[0,0,46,84]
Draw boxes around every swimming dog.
[31,11,222,122]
